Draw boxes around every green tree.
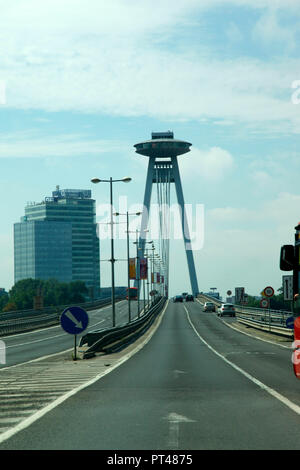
[9,278,43,310]
[0,292,9,312]
[68,281,88,304]
[2,302,18,312]
[5,278,89,312]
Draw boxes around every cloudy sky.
[1,0,300,299]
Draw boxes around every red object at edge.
[293,316,300,378]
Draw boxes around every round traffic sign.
[263,286,274,298]
[227,290,232,296]
[260,299,269,308]
[60,306,89,335]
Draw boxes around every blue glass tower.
[14,187,100,298]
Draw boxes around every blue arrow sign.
[286,316,294,329]
[60,306,89,335]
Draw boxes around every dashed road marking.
[184,304,300,417]
[0,300,169,446]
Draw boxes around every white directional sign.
[60,306,89,335]
[283,275,293,301]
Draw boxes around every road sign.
[260,298,269,308]
[60,306,89,335]
[235,287,244,303]
[283,275,293,301]
[263,286,274,298]
[227,290,232,296]
[286,316,294,329]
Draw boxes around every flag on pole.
[129,258,136,280]
[140,258,147,280]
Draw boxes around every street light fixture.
[91,176,132,327]
[114,211,142,323]
[142,242,153,312]
[132,229,150,317]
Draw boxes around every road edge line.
[0,299,169,445]
[196,298,291,350]
[184,304,300,417]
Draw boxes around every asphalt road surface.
[1,300,140,367]
[1,299,300,450]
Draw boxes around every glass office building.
[14,188,100,298]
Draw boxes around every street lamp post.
[143,243,153,312]
[135,231,141,317]
[91,176,131,327]
[114,211,141,323]
[131,229,149,317]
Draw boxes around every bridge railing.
[0,296,125,336]
[197,294,293,338]
[78,296,167,358]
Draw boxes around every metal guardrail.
[0,296,125,337]
[197,294,293,338]
[78,296,167,358]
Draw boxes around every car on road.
[173,295,183,303]
[182,292,188,299]
[203,302,215,312]
[218,303,235,317]
[185,294,194,302]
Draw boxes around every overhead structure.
[134,131,199,297]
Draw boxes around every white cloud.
[208,206,255,223]
[252,8,300,51]
[0,131,126,158]
[194,192,300,295]
[0,1,299,133]
[225,22,243,43]
[180,146,234,181]
[206,192,300,238]
[251,170,274,189]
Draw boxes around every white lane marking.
[0,348,73,372]
[4,320,106,350]
[5,333,66,348]
[196,299,291,350]
[164,413,196,449]
[1,301,126,340]
[184,305,300,416]
[0,300,169,445]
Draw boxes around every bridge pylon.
[134,131,199,297]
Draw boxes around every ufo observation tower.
[134,131,199,297]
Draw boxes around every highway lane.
[2,299,300,450]
[0,300,143,367]
[188,300,300,407]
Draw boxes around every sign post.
[262,286,274,332]
[60,306,89,360]
[283,275,293,314]
[235,287,244,304]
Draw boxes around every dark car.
[185,295,194,302]
[203,302,215,312]
[173,295,183,303]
